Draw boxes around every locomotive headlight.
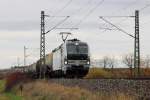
[75,42,79,45]
[87,61,90,65]
[64,61,68,64]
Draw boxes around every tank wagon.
[27,39,90,78]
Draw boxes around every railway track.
[48,78,150,99]
[85,77,150,80]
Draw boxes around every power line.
[100,16,134,30]
[122,0,139,10]
[136,2,150,26]
[99,27,117,31]
[98,15,136,35]
[69,0,92,16]
[47,0,73,25]
[55,28,78,30]
[109,0,139,29]
[111,0,139,15]
[64,0,93,31]
[73,0,105,28]
[99,17,135,38]
[49,0,94,31]
[139,3,150,11]
[55,0,73,15]
[48,0,74,16]
[99,10,141,77]
[45,16,70,34]
[77,0,105,26]
[98,16,135,18]
[120,0,139,11]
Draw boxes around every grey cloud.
[0,21,39,31]
[0,0,150,68]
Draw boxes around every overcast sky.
[0,0,150,69]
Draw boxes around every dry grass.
[12,80,135,100]
[85,68,113,78]
[85,68,150,79]
[0,94,9,100]
[141,68,150,77]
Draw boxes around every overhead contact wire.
[73,0,105,28]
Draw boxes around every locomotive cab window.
[66,43,88,60]
[67,43,88,54]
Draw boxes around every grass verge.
[0,80,23,100]
[13,80,135,100]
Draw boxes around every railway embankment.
[49,79,150,99]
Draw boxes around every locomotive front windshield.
[67,43,88,60]
[67,43,88,54]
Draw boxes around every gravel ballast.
[48,79,150,99]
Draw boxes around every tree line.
[92,54,150,69]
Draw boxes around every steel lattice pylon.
[134,10,140,77]
[99,10,141,77]
[40,11,46,78]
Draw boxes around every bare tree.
[122,54,134,75]
[107,57,117,72]
[140,57,145,68]
[101,56,110,69]
[144,55,150,68]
